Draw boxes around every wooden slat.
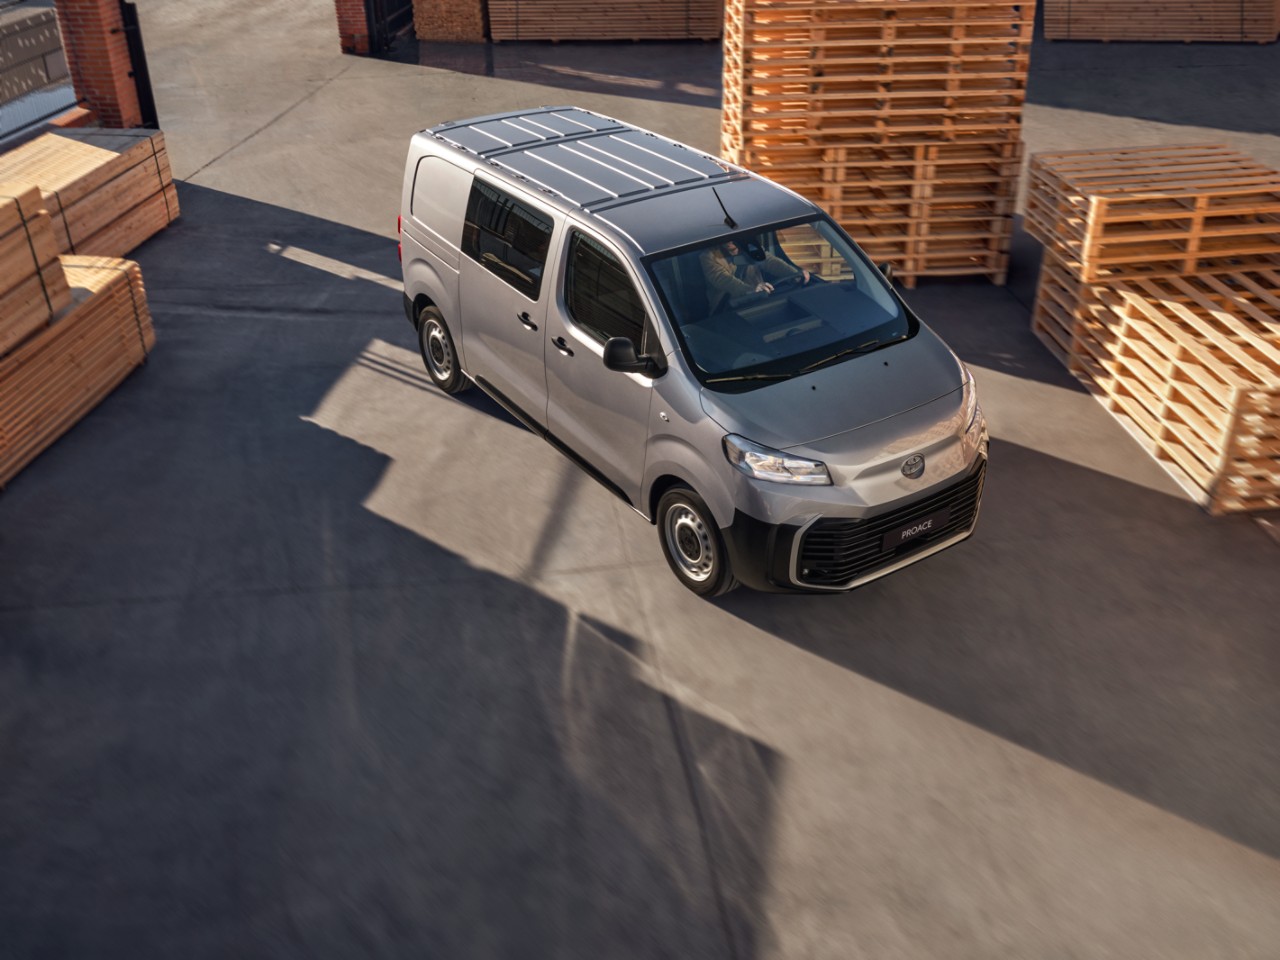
[0,256,153,487]
[1042,0,1280,43]
[0,128,180,259]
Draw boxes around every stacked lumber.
[488,0,722,40]
[1043,0,1280,43]
[0,256,154,488]
[1028,144,1280,513]
[722,0,1035,287]
[0,127,179,258]
[0,183,72,356]
[413,0,487,41]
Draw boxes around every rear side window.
[462,180,553,300]
[565,231,645,348]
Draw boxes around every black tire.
[417,305,470,394]
[656,486,738,597]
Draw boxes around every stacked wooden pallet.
[0,183,72,356]
[487,0,722,40]
[0,127,179,258]
[722,0,1035,287]
[0,255,154,487]
[1042,0,1280,43]
[413,0,487,41]
[1027,144,1280,514]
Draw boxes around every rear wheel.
[418,305,470,394]
[656,486,737,597]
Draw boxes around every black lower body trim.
[403,292,416,328]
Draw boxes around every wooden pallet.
[1032,260,1280,514]
[722,0,1030,284]
[1026,144,1280,284]
[723,0,1032,152]
[0,127,180,258]
[1043,0,1280,43]
[0,256,154,488]
[0,183,72,357]
[487,0,722,40]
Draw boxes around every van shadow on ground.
[0,185,776,959]
[719,436,1280,861]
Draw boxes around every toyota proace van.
[399,107,987,596]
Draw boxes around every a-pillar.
[53,0,142,128]
[335,0,370,54]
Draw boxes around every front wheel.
[418,306,470,394]
[656,486,737,597]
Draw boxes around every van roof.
[424,106,815,254]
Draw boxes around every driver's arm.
[700,250,763,302]
[761,254,810,284]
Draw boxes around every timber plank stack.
[0,127,179,258]
[0,255,154,488]
[413,0,487,41]
[722,0,1035,287]
[0,183,71,356]
[1027,144,1280,514]
[1043,0,1280,43]
[487,0,722,40]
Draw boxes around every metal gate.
[366,0,414,54]
[119,1,158,128]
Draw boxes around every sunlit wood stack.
[1073,272,1279,514]
[0,183,72,356]
[487,0,722,40]
[0,256,154,488]
[722,0,1034,287]
[1027,144,1280,513]
[1027,144,1280,360]
[1042,0,1280,43]
[0,128,179,258]
[413,0,487,41]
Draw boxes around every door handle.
[552,336,574,357]
[517,311,537,331]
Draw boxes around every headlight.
[961,367,980,433]
[723,434,832,485]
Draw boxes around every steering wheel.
[769,273,807,293]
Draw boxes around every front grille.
[796,458,986,588]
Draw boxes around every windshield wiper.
[704,372,796,384]
[799,336,903,374]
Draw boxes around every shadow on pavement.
[720,438,1280,860]
[0,185,776,958]
[1025,6,1280,136]
[386,39,722,110]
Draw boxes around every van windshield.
[646,217,914,389]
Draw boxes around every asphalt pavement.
[2,2,1279,957]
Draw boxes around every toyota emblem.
[901,454,925,479]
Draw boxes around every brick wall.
[414,0,486,42]
[334,0,370,54]
[54,0,142,128]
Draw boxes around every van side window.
[565,231,645,348]
[462,180,553,300]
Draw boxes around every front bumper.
[722,454,987,593]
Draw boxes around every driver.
[699,238,810,314]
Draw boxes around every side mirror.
[603,337,660,377]
[878,262,895,282]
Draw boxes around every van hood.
[698,326,964,450]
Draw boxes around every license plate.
[882,508,949,551]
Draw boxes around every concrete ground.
[2,1,1279,957]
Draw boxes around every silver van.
[399,107,988,596]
